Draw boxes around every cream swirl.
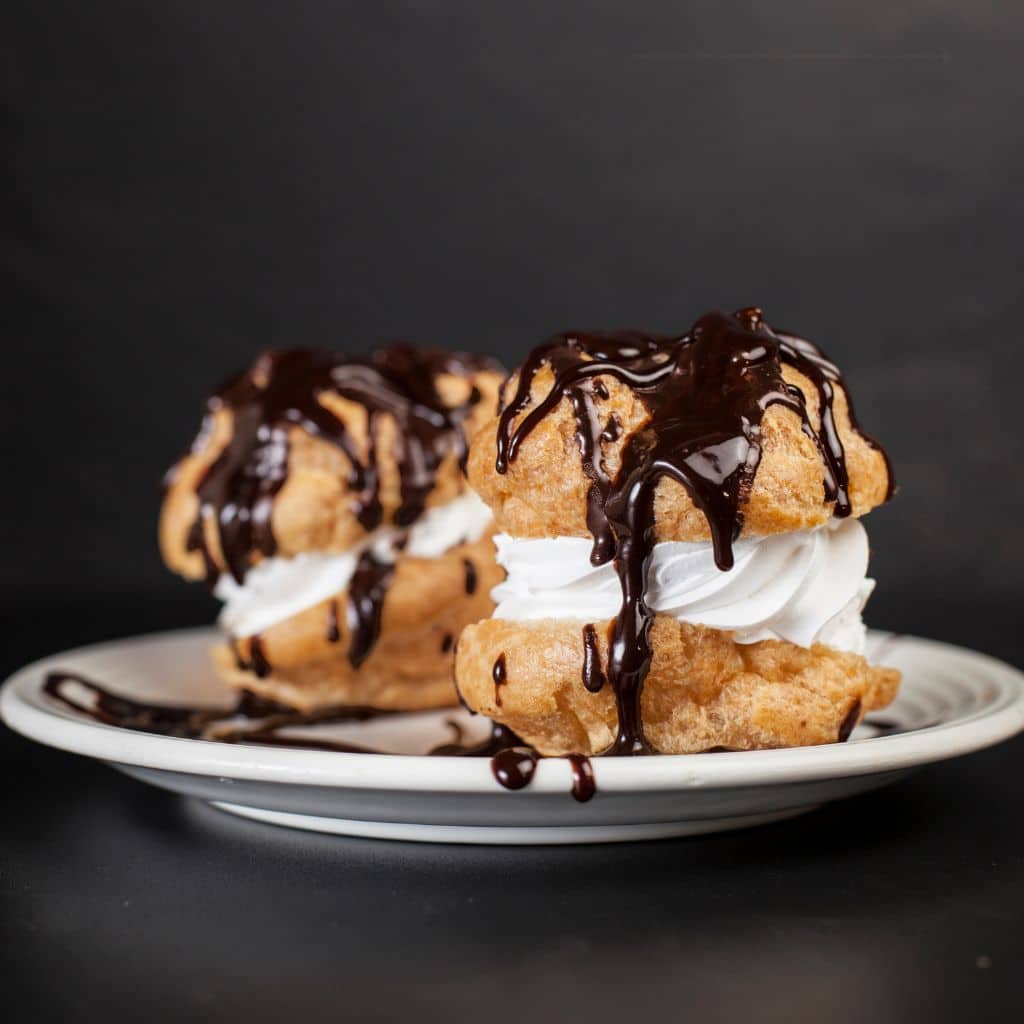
[491,518,874,654]
[215,490,493,638]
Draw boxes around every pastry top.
[161,344,504,584]
[469,308,893,563]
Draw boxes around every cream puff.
[161,343,505,712]
[455,307,900,755]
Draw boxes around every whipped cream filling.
[491,517,874,655]
[215,490,493,638]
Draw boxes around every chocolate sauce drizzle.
[496,308,894,755]
[490,746,540,791]
[837,699,863,743]
[492,653,508,706]
[581,624,608,694]
[462,558,478,595]
[346,551,395,668]
[178,343,499,669]
[326,600,341,644]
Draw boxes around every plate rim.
[3,627,1023,795]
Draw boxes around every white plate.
[2,628,1023,844]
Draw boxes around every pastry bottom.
[214,533,502,713]
[454,616,900,756]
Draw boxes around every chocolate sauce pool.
[177,344,498,669]
[43,671,393,741]
[496,308,894,755]
[43,672,597,802]
[43,660,887,804]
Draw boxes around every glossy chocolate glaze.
[600,414,621,444]
[462,557,478,595]
[490,746,540,790]
[492,652,508,706]
[566,753,597,802]
[346,551,395,668]
[176,344,500,669]
[496,308,893,755]
[581,623,608,694]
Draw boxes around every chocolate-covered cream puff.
[161,344,505,712]
[456,308,900,755]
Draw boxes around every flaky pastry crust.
[469,363,891,542]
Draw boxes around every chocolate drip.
[489,741,595,801]
[490,747,539,790]
[326,600,341,644]
[181,344,500,585]
[463,557,478,595]
[838,699,862,743]
[495,309,893,755]
[776,329,897,508]
[431,723,586,801]
[435,720,594,801]
[581,624,608,693]
[492,653,508,705]
[566,754,596,803]
[346,551,395,668]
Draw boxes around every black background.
[3,3,1023,1022]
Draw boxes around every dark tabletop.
[2,599,1022,1024]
